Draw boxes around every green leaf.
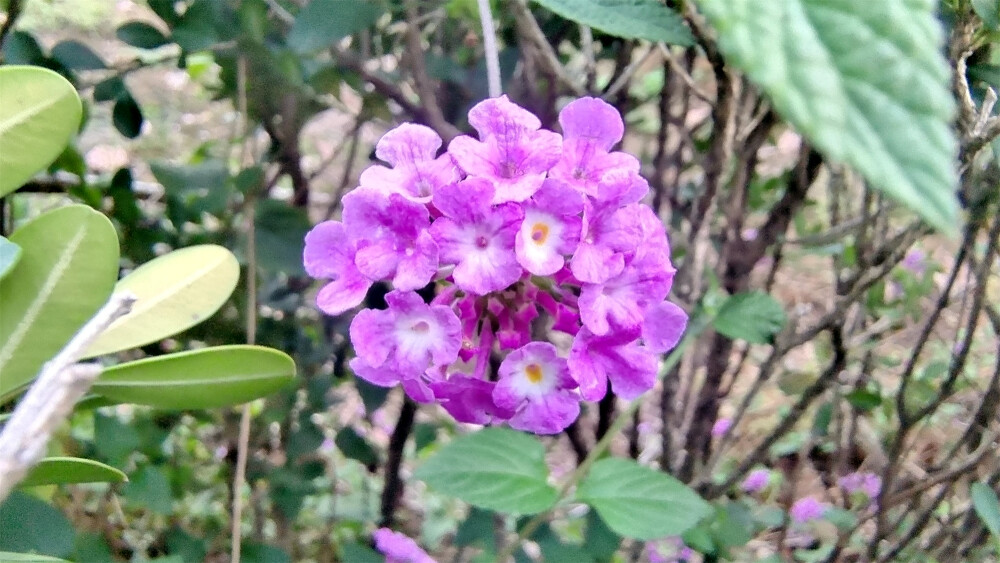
[92,345,295,409]
[533,0,693,45]
[93,76,128,103]
[973,0,1000,30]
[845,388,882,412]
[0,66,83,197]
[20,457,127,487]
[116,21,171,49]
[0,236,21,281]
[713,291,786,344]
[335,427,378,467]
[254,199,310,273]
[575,458,712,540]
[972,482,1000,538]
[112,93,143,138]
[150,160,230,216]
[51,40,106,70]
[338,543,382,563]
[0,553,70,562]
[695,0,958,232]
[287,0,381,53]
[414,428,558,515]
[83,245,240,358]
[583,509,622,560]
[0,492,74,558]
[1,32,46,66]
[122,465,172,515]
[0,205,119,401]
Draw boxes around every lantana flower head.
[790,496,829,524]
[304,96,687,434]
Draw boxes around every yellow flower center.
[525,363,544,383]
[530,222,549,244]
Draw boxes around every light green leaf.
[713,291,786,344]
[0,552,70,562]
[0,205,119,401]
[414,428,558,515]
[533,0,693,45]
[0,66,83,197]
[287,0,381,53]
[973,0,1000,30]
[695,0,958,232]
[83,245,240,358]
[0,236,20,281]
[91,345,295,409]
[20,457,127,488]
[972,482,1000,538]
[575,458,712,540]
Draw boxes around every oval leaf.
[91,345,295,409]
[414,428,558,515]
[0,236,21,281]
[20,457,127,488]
[116,21,171,49]
[0,205,119,401]
[83,245,240,358]
[713,291,786,344]
[972,481,1000,538]
[533,0,693,45]
[695,0,958,232]
[0,66,83,197]
[575,458,712,540]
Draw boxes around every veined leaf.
[533,0,693,45]
[83,245,240,358]
[0,205,119,401]
[92,345,295,409]
[0,66,83,197]
[20,457,127,488]
[695,0,958,232]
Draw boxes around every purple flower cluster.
[790,496,829,524]
[838,471,881,501]
[304,96,687,434]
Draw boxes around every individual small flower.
[901,248,926,275]
[494,342,580,434]
[571,181,647,284]
[711,417,732,438]
[515,179,584,275]
[358,123,461,203]
[838,471,881,500]
[549,97,640,197]
[741,468,771,493]
[429,178,524,295]
[448,95,562,203]
[349,291,461,397]
[790,496,829,524]
[342,189,438,291]
[303,221,372,315]
[577,243,674,336]
[373,528,436,563]
[568,328,657,401]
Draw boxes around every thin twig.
[657,43,712,103]
[509,0,585,96]
[602,43,658,101]
[0,292,135,502]
[476,0,502,97]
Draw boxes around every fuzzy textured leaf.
[713,291,786,344]
[83,245,240,358]
[0,66,82,197]
[695,0,958,232]
[533,0,693,45]
[0,205,119,401]
[92,345,295,409]
[575,458,712,540]
[20,457,127,487]
[414,428,557,515]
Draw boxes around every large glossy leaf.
[0,236,21,281]
[575,458,712,540]
[0,205,119,401]
[20,457,127,488]
[0,66,83,197]
[533,0,693,45]
[287,0,381,53]
[695,0,958,232]
[713,291,786,344]
[414,428,558,515]
[83,245,240,358]
[91,345,295,409]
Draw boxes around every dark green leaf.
[165,527,207,563]
[455,507,496,548]
[92,77,128,103]
[242,544,291,563]
[92,345,296,409]
[287,0,381,53]
[845,388,882,412]
[73,532,114,562]
[413,422,437,452]
[533,0,693,45]
[335,427,378,467]
[0,236,21,281]
[575,458,712,540]
[695,0,959,232]
[254,199,310,274]
[414,428,558,515]
[338,543,382,563]
[583,509,622,560]
[355,377,390,415]
[112,94,143,138]
[93,412,142,464]
[0,492,74,558]
[972,482,1000,538]
[713,291,786,344]
[20,457,127,487]
[150,160,230,216]
[532,524,595,563]
[123,465,173,515]
[171,1,219,52]
[1,32,46,65]
[50,40,106,70]
[117,21,171,49]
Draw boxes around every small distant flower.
[494,342,580,434]
[358,123,461,203]
[838,471,881,500]
[790,496,829,524]
[741,227,759,241]
[711,417,732,438]
[645,536,693,563]
[742,468,771,493]
[901,248,926,275]
[373,528,436,563]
